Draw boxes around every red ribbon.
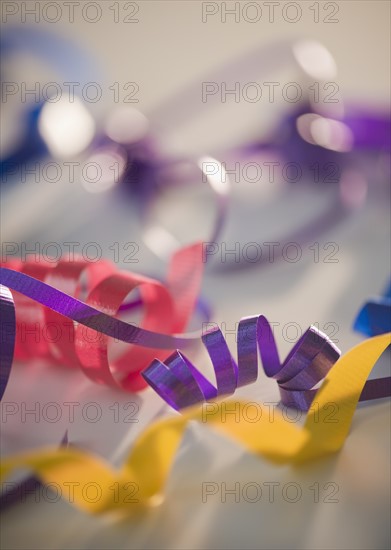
[1,242,204,393]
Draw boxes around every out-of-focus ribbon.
[1,333,389,515]
[354,281,391,337]
[1,26,102,82]
[0,243,204,398]
[3,35,390,263]
[0,431,68,511]
[0,26,104,178]
[123,40,390,267]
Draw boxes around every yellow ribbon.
[1,333,389,515]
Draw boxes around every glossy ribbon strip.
[1,260,390,409]
[0,243,204,397]
[143,316,390,411]
[143,321,341,411]
[1,333,389,515]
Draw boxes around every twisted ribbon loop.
[143,317,341,411]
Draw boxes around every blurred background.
[1,1,390,549]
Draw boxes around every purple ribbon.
[143,318,339,411]
[142,317,391,411]
[1,268,390,409]
[0,285,15,401]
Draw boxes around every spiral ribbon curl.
[143,316,390,411]
[1,333,390,515]
[143,320,341,411]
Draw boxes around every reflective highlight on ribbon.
[1,333,389,515]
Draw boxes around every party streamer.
[143,317,390,411]
[143,320,341,411]
[1,260,390,409]
[0,243,204,398]
[1,333,389,515]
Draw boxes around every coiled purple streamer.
[142,318,341,411]
[142,317,391,411]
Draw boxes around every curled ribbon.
[0,242,204,398]
[1,333,390,515]
[143,316,390,411]
[143,320,341,411]
[1,258,390,411]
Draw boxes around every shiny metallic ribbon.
[1,260,390,409]
[143,316,390,411]
[1,333,390,515]
[143,320,341,411]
